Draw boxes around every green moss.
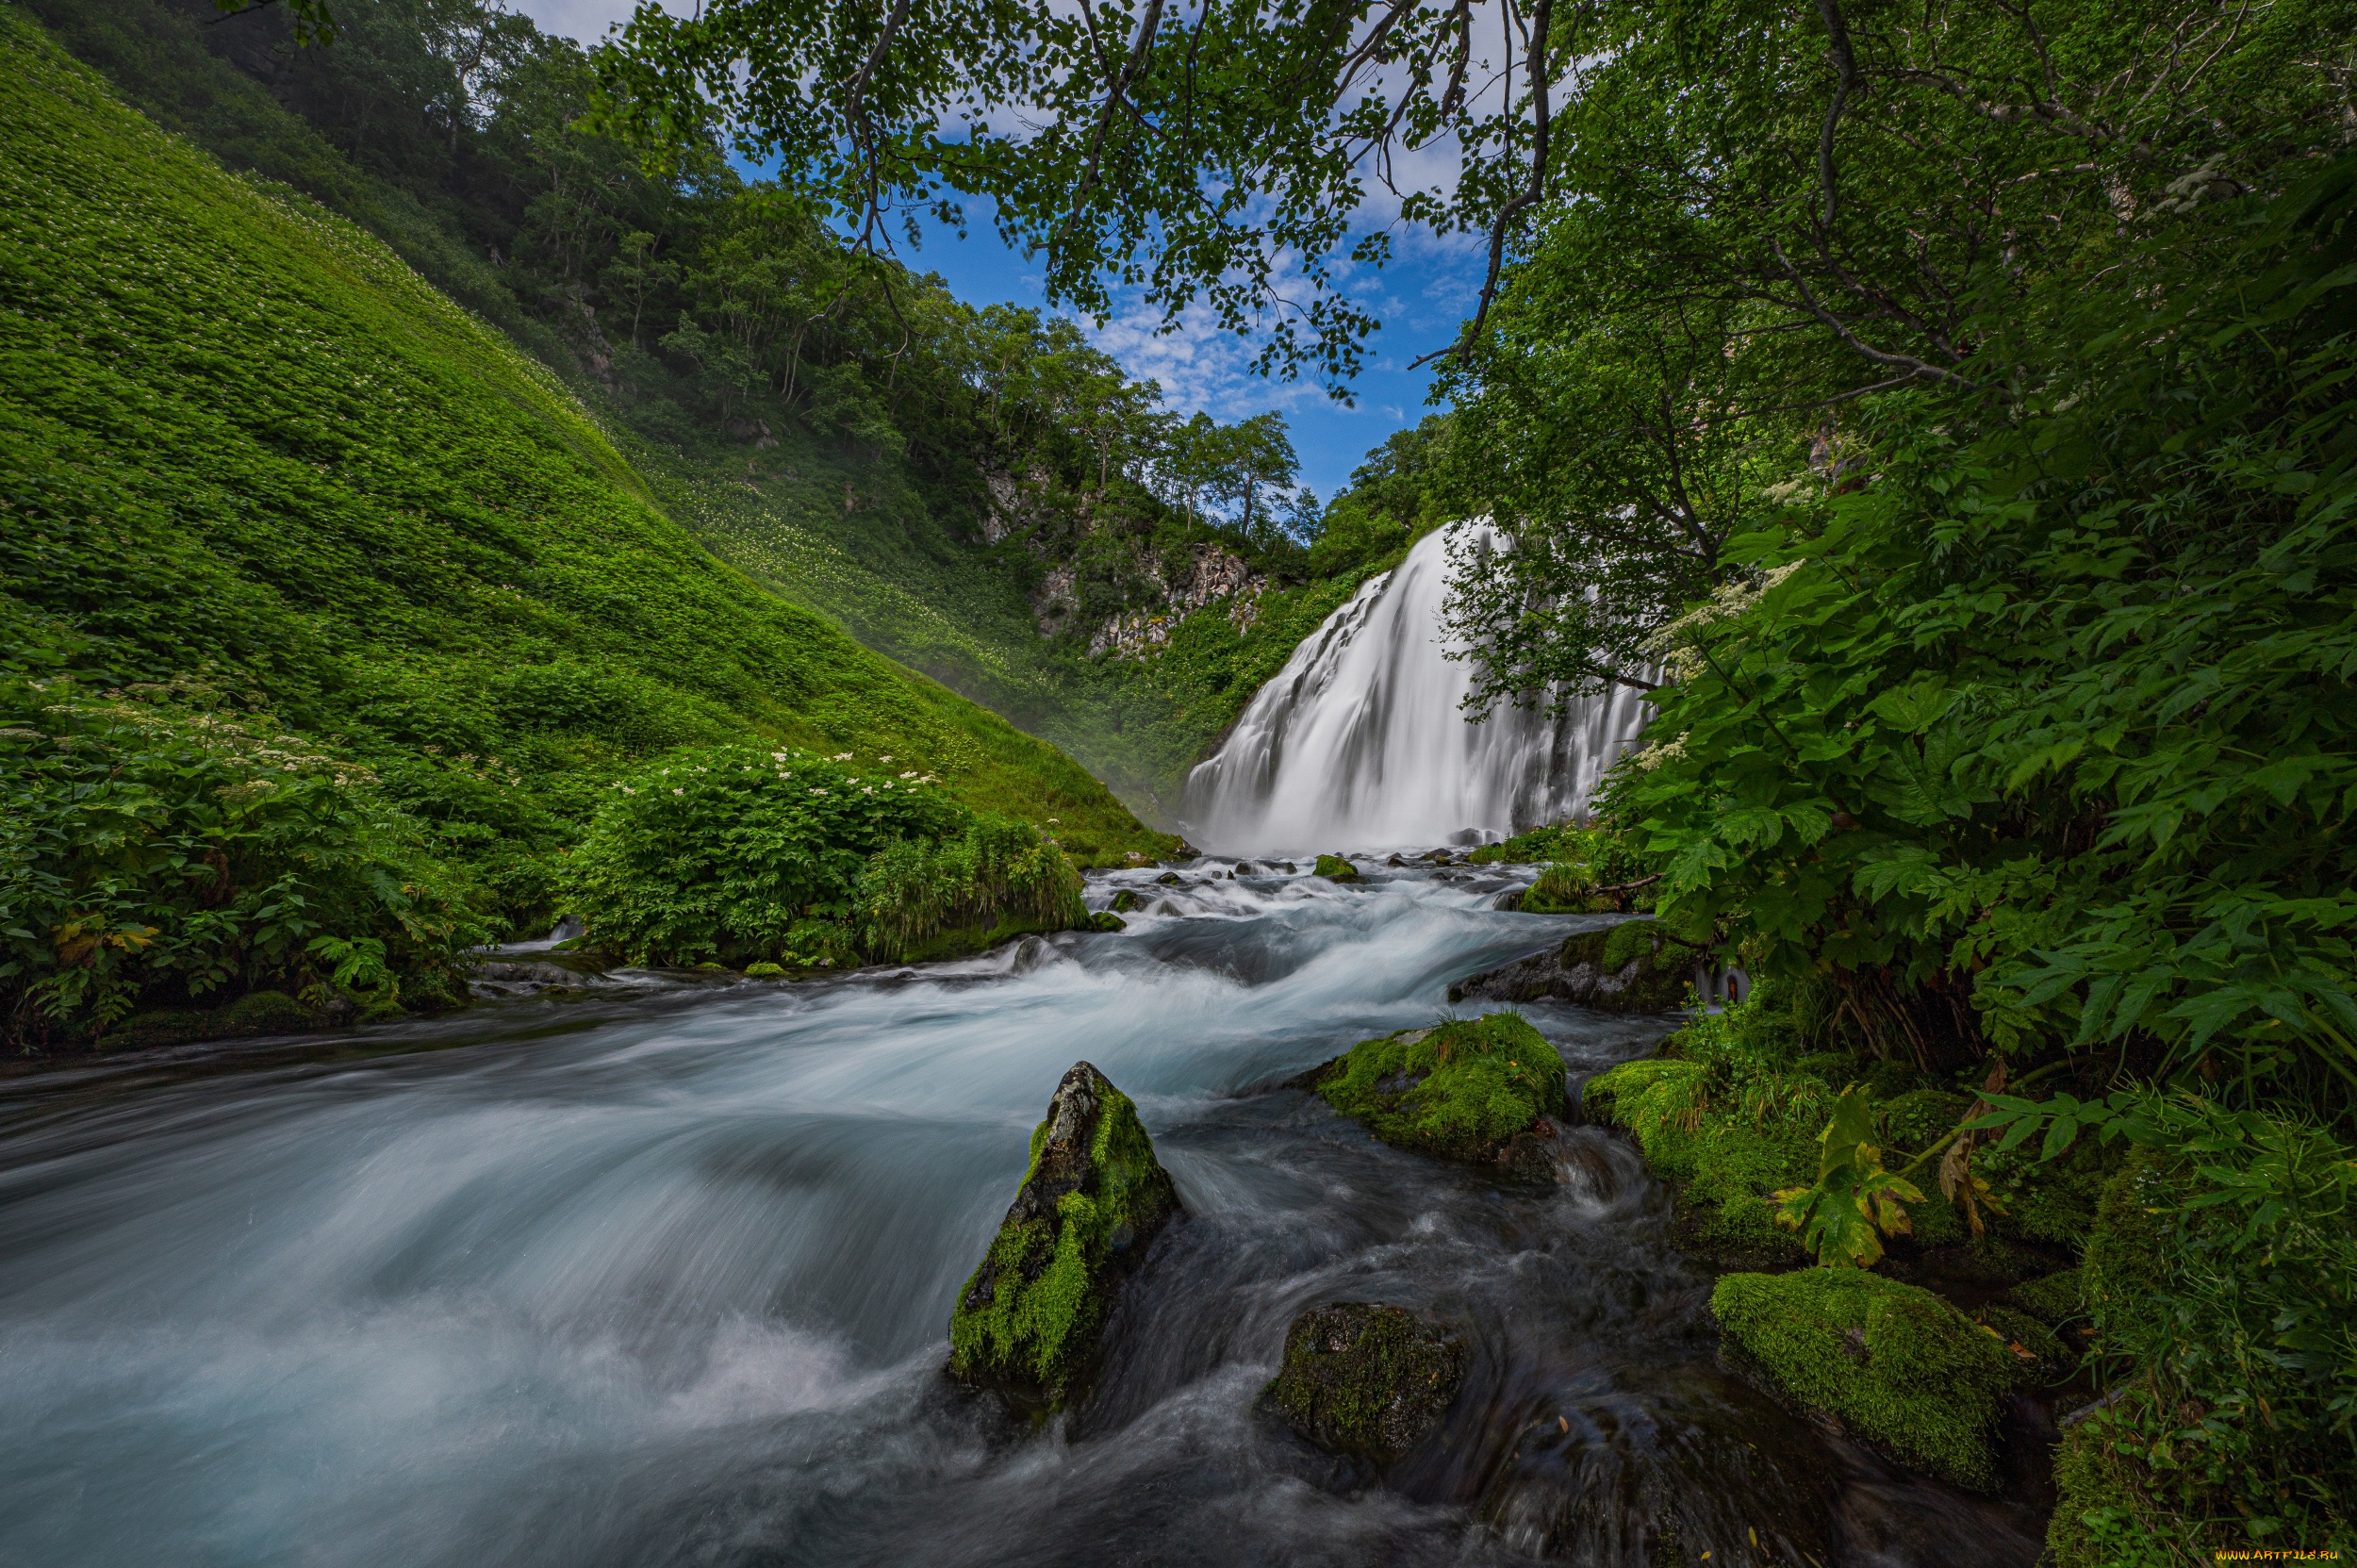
[1979,1133,2112,1250]
[1313,853,1361,881]
[743,961,786,978]
[1710,1269,2017,1489]
[2005,1267,2085,1325]
[1087,911,1128,933]
[1109,888,1146,913]
[1880,1089,1972,1154]
[1314,1014,1566,1162]
[1261,1302,1465,1463]
[948,1062,1179,1409]
[1544,925,1694,1012]
[2044,1403,2185,1568]
[1972,1302,2069,1378]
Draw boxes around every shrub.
[559,742,963,965]
[0,676,487,1046]
[855,813,1085,962]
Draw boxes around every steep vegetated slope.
[23,0,1434,820]
[0,9,1166,1037]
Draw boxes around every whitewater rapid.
[1181,521,1650,855]
[0,867,2041,1567]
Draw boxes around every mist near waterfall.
[1182,522,1649,853]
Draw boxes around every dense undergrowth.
[23,0,1431,821]
[0,10,1160,1044]
[1556,157,2357,1557]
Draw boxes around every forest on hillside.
[28,0,1442,816]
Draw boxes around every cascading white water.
[1181,520,1650,854]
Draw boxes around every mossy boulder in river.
[1447,917,1696,1013]
[1305,1014,1567,1169]
[1313,853,1361,881]
[948,1062,1180,1410]
[1710,1269,2018,1489]
[1262,1302,1465,1463]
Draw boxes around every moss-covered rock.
[1313,853,1361,881]
[1582,1054,1815,1263]
[1307,1014,1567,1166]
[743,961,786,978]
[1262,1302,1465,1463]
[1710,1269,2017,1489]
[1446,918,1695,1013]
[948,1061,1180,1410]
[1109,888,1146,913]
[1087,911,1128,933]
[2005,1267,2085,1326]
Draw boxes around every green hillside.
[18,0,1431,824]
[0,7,1166,936]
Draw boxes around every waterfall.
[1180,520,1650,854]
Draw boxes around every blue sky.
[512,0,1469,499]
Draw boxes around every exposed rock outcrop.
[1262,1302,1465,1464]
[1447,919,1697,1013]
[948,1062,1180,1411]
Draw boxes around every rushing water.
[1182,523,1652,854]
[0,869,2043,1567]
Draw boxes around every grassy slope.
[662,438,1380,817]
[23,0,1364,825]
[0,12,1164,904]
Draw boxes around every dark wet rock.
[1447,919,1697,1013]
[1423,849,1454,864]
[1087,911,1129,933]
[1313,853,1360,881]
[1492,887,1526,912]
[1109,888,1146,913]
[1233,860,1257,874]
[1386,853,1407,867]
[1155,871,1182,885]
[948,1062,1180,1411]
[109,989,325,1049]
[1262,1302,1465,1464]
[469,960,607,999]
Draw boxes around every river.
[0,866,2045,1567]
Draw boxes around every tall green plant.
[0,675,486,1044]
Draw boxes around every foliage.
[558,742,1090,966]
[1710,1268,2019,1490]
[0,10,1161,1005]
[1772,1085,1928,1269]
[1440,0,2357,710]
[2050,1110,2357,1557]
[1316,1014,1566,1162]
[855,813,1086,962]
[590,0,1594,388]
[0,674,485,1046]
